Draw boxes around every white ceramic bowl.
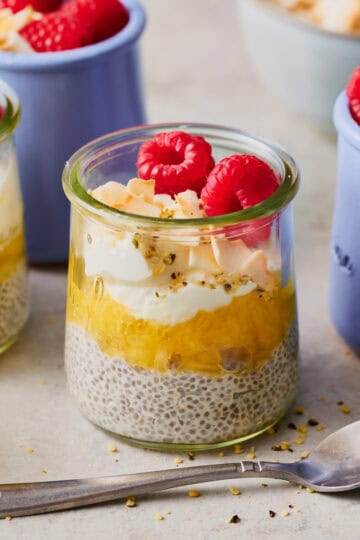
[238,0,360,127]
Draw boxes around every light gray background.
[1,1,359,538]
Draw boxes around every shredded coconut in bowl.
[0,7,41,52]
[271,0,360,35]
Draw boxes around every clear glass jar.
[0,80,29,353]
[63,123,300,451]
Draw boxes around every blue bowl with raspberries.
[0,0,146,262]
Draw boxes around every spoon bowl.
[297,420,360,492]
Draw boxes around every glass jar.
[0,80,29,353]
[63,123,300,451]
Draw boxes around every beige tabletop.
[1,1,360,539]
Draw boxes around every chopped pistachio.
[227,515,241,524]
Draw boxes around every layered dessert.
[0,0,129,52]
[271,0,360,35]
[0,139,28,351]
[64,129,299,449]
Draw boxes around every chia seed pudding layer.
[65,322,299,446]
[0,262,29,349]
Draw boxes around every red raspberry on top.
[0,0,61,12]
[201,154,279,246]
[62,0,129,45]
[20,12,84,52]
[201,154,279,216]
[137,131,215,197]
[346,66,360,126]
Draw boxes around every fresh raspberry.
[346,66,360,125]
[20,12,84,52]
[137,131,215,197]
[62,0,129,45]
[0,0,61,12]
[201,154,279,245]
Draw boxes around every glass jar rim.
[0,80,20,141]
[63,122,300,230]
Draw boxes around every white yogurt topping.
[82,179,278,324]
[106,280,257,324]
[0,148,23,245]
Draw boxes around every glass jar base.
[0,333,19,355]
[88,405,294,453]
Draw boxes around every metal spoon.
[1,420,359,518]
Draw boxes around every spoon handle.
[0,460,301,517]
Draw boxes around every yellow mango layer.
[0,230,26,282]
[67,253,296,376]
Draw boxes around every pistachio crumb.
[316,425,326,432]
[218,451,225,457]
[154,513,164,521]
[300,451,309,459]
[297,424,308,434]
[227,515,241,524]
[26,447,34,454]
[126,497,136,508]
[174,457,183,465]
[266,427,276,435]
[107,444,117,453]
[39,378,46,385]
[294,406,304,415]
[233,444,243,454]
[293,437,304,445]
[340,405,351,414]
[42,469,48,474]
[269,510,276,518]
[295,508,301,513]
[306,487,315,493]
[187,452,195,461]
[280,441,291,451]
[281,510,290,517]
[188,490,200,498]
[229,486,241,496]
[246,452,256,460]
[5,516,12,521]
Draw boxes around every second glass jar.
[0,80,29,353]
[63,123,300,450]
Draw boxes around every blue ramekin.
[0,0,146,262]
[330,91,360,351]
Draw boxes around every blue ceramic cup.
[0,0,146,263]
[330,91,360,351]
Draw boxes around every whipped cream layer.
[0,147,24,245]
[78,178,280,325]
[106,280,257,324]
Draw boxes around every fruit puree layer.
[0,147,28,348]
